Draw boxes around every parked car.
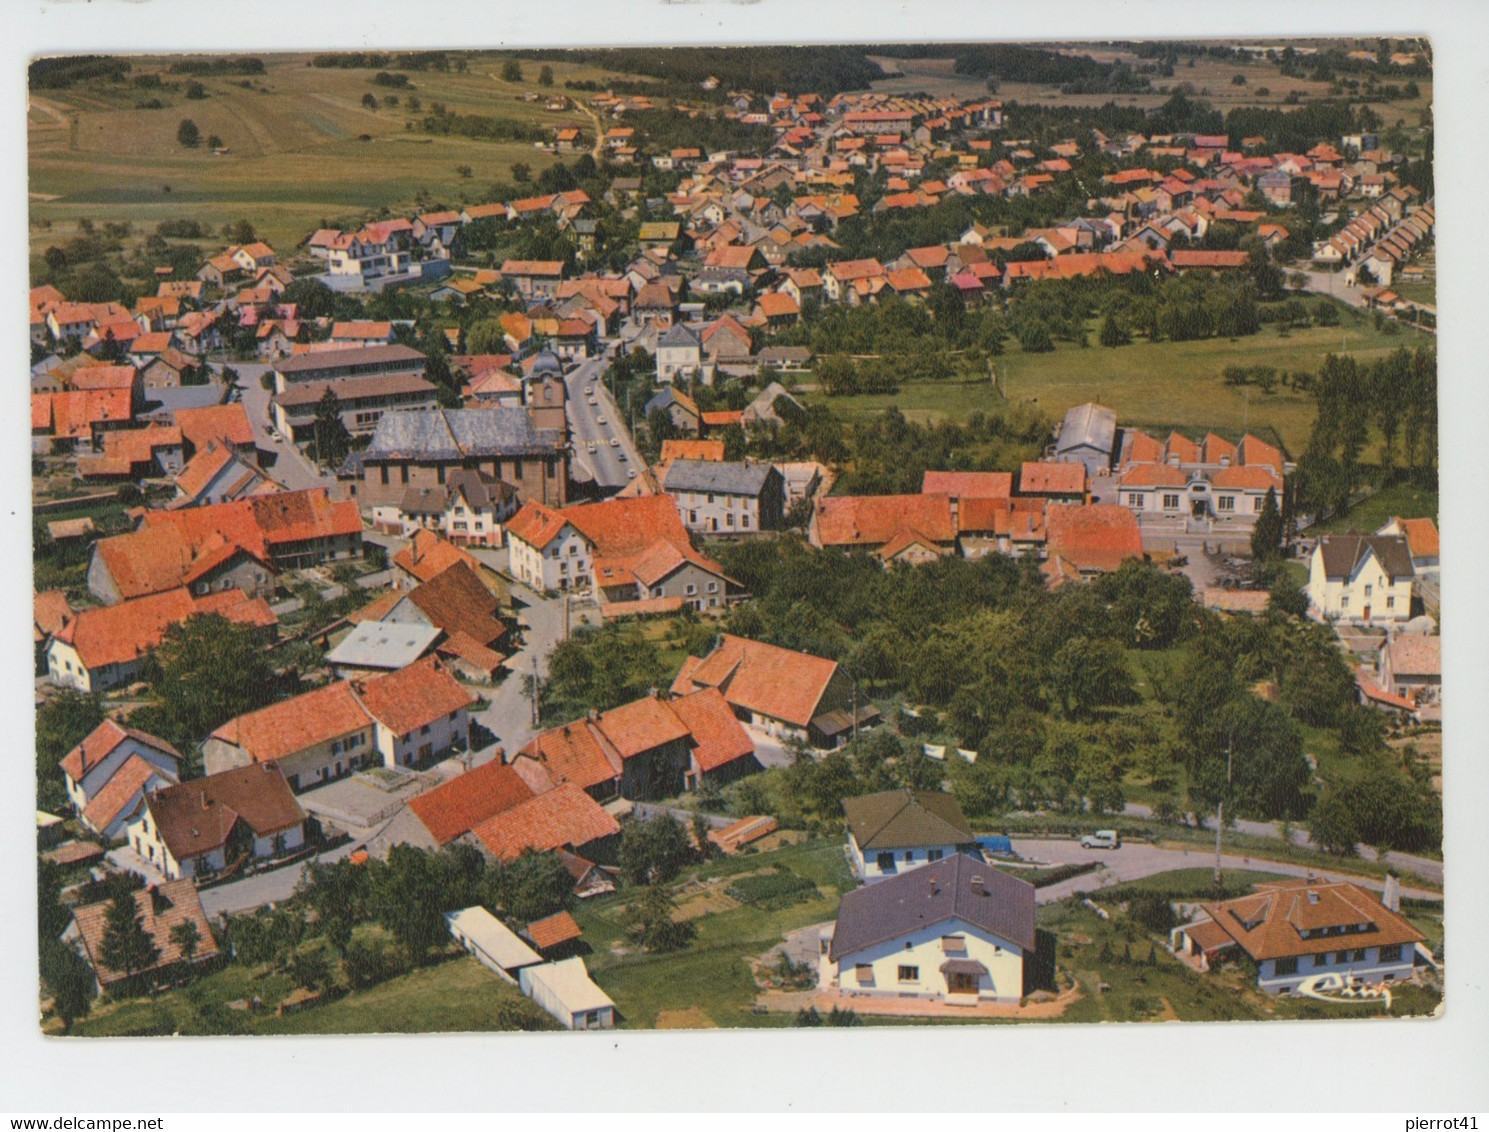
[1079,830,1120,850]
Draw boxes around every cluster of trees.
[1292,347,1437,523]
[413,104,547,145]
[312,52,453,71]
[168,56,265,77]
[519,45,886,100]
[29,56,132,89]
[778,289,1009,365]
[832,407,1047,495]
[623,108,776,159]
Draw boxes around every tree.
[149,614,278,752]
[619,815,693,886]
[176,119,200,147]
[39,940,95,1032]
[361,93,378,110]
[312,386,352,465]
[298,858,367,955]
[487,849,573,922]
[35,690,104,812]
[1250,487,1283,560]
[1129,893,1175,934]
[621,883,694,952]
[206,134,223,150]
[99,892,160,984]
[1099,313,1131,348]
[1308,792,1360,856]
[168,920,202,965]
[511,161,531,183]
[229,218,257,245]
[1049,637,1137,719]
[501,59,524,83]
[538,65,554,87]
[372,845,450,964]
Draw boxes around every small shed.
[445,906,543,984]
[48,517,96,542]
[325,620,441,677]
[523,910,584,958]
[519,957,615,1030]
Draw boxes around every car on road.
[609,438,620,447]
[583,386,593,395]
[618,451,627,462]
[587,397,597,406]
[585,441,596,453]
[627,468,637,479]
[596,415,606,425]
[1079,830,1120,850]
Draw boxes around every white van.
[1080,830,1120,850]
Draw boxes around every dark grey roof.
[658,323,702,349]
[1056,402,1117,456]
[843,789,975,851]
[529,349,563,375]
[758,345,814,363]
[363,408,561,461]
[829,853,1037,961]
[1318,533,1415,581]
[276,344,426,376]
[662,459,776,497]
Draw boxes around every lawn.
[802,313,1430,455]
[1308,481,1439,533]
[29,51,635,253]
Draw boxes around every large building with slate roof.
[842,789,979,883]
[350,407,568,511]
[662,458,784,534]
[1306,533,1415,624]
[819,852,1037,1004]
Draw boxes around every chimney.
[928,877,939,897]
[1382,874,1401,913]
[201,791,209,811]
[1306,890,1319,904]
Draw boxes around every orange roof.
[81,753,167,832]
[1123,430,1166,466]
[35,589,74,640]
[700,410,742,428]
[472,784,621,862]
[1044,504,1143,574]
[353,657,476,738]
[54,587,275,672]
[70,364,137,391]
[1237,434,1284,474]
[1201,879,1425,962]
[331,320,393,340]
[667,688,755,773]
[1171,249,1250,269]
[518,722,622,794]
[172,440,239,499]
[406,758,534,845]
[921,471,1011,500]
[563,494,692,561]
[671,633,839,730]
[886,267,933,292]
[525,910,583,951]
[505,499,574,551]
[210,681,369,763]
[596,695,691,759]
[60,718,180,784]
[815,494,956,547]
[393,529,479,585]
[1118,463,1187,488]
[174,404,256,451]
[1020,462,1087,496]
[1210,466,1282,492]
[33,389,133,439]
[1394,517,1439,560]
[71,879,218,986]
[1165,432,1200,465]
[1200,433,1237,465]
[757,292,800,318]
[660,439,725,463]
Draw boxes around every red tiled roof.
[660,439,725,463]
[518,722,622,795]
[81,753,167,832]
[525,910,583,951]
[596,695,691,759]
[667,688,755,773]
[671,633,839,730]
[354,657,476,738]
[1118,463,1188,488]
[60,718,180,784]
[173,404,256,452]
[406,758,534,845]
[1210,466,1282,492]
[1020,462,1087,496]
[72,879,218,986]
[211,681,369,763]
[1170,249,1251,269]
[921,470,1012,499]
[815,494,956,547]
[1394,517,1439,560]
[472,784,621,861]
[1044,504,1144,573]
[1200,879,1425,962]
[53,588,274,672]
[393,529,480,585]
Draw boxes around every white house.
[445,906,544,985]
[127,763,306,882]
[820,853,1037,1004]
[59,720,182,842]
[519,957,616,1030]
[1171,878,1428,995]
[656,322,705,384]
[504,500,593,592]
[662,459,784,535]
[1378,634,1441,705]
[1307,533,1415,624]
[842,789,980,883]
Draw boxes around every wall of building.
[847,833,965,883]
[1258,945,1416,994]
[824,916,1026,1003]
[357,455,565,511]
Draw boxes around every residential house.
[1376,517,1439,577]
[350,407,568,511]
[499,260,567,301]
[670,633,864,747]
[127,763,306,881]
[656,322,706,384]
[1052,402,1117,477]
[372,469,519,547]
[399,759,535,849]
[59,720,182,842]
[1017,461,1088,503]
[1042,503,1144,581]
[1172,878,1427,994]
[662,459,784,535]
[1306,534,1414,624]
[740,382,804,428]
[644,387,702,434]
[77,425,185,482]
[472,785,622,862]
[843,789,980,883]
[820,853,1038,1005]
[34,589,73,675]
[67,880,219,992]
[351,560,510,682]
[173,404,256,459]
[171,441,282,509]
[811,494,958,562]
[1377,635,1441,706]
[47,587,277,693]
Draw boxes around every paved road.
[219,361,339,491]
[564,355,644,492]
[1010,838,1441,904]
[199,836,370,918]
[1120,803,1444,888]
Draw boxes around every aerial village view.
[27,39,1442,1037]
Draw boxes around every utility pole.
[530,654,540,728]
[1214,732,1234,891]
[563,593,570,641]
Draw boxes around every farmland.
[28,51,634,253]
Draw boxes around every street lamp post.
[1214,732,1235,891]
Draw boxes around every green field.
[1309,481,1439,533]
[804,313,1431,454]
[29,52,631,252]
